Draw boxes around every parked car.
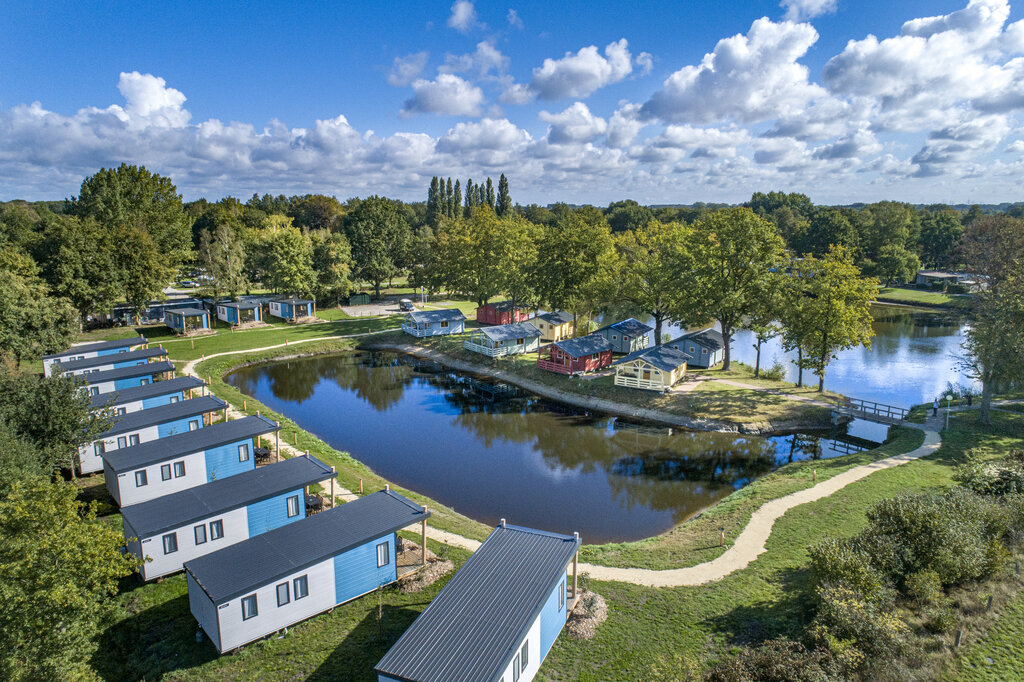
[399,298,415,311]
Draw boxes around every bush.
[760,360,787,382]
[922,605,957,634]
[704,638,841,682]
[904,569,943,606]
[809,538,893,606]
[954,449,1024,496]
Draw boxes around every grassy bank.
[877,286,973,309]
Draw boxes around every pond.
[228,351,885,544]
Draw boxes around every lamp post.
[945,393,954,431]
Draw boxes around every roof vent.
[500,518,506,528]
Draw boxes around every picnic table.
[305,494,324,514]
[254,446,273,465]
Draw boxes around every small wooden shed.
[537,335,614,375]
[594,318,653,354]
[348,292,371,306]
[530,311,574,342]
[667,329,725,369]
[165,307,210,334]
[402,309,466,337]
[464,322,542,357]
[476,300,530,326]
[613,345,689,391]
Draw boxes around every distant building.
[375,521,581,682]
[402,309,466,337]
[42,336,146,377]
[89,376,206,415]
[476,300,531,326]
[77,361,176,396]
[110,299,205,325]
[165,307,210,334]
[613,345,689,391]
[185,489,430,654]
[217,301,263,325]
[464,322,542,357]
[666,329,725,369]
[537,335,614,375]
[51,347,167,377]
[268,298,315,321]
[122,454,335,581]
[530,311,574,342]
[593,318,653,354]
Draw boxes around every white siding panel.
[188,572,222,652]
[117,450,208,506]
[79,424,162,474]
[139,506,249,580]
[497,615,542,682]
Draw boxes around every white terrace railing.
[614,373,665,391]
[464,339,513,357]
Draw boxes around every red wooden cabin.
[476,300,530,326]
[537,335,614,375]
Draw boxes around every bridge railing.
[832,397,909,421]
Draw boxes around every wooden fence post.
[276,423,281,461]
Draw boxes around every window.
[521,642,529,670]
[116,407,127,416]
[94,441,105,455]
[287,495,300,518]
[276,581,290,607]
[169,395,180,403]
[137,361,145,366]
[161,464,172,481]
[173,461,185,478]
[516,338,524,345]
[376,541,390,567]
[194,525,207,545]
[689,346,695,353]
[440,320,449,328]
[209,519,224,540]
[140,378,151,385]
[135,470,148,487]
[513,653,521,682]
[90,386,100,396]
[293,575,308,600]
[702,348,708,355]
[559,582,565,610]
[188,419,200,431]
[238,443,250,462]
[162,533,178,554]
[117,436,127,449]
[129,434,140,446]
[623,336,630,342]
[591,353,600,360]
[241,594,258,620]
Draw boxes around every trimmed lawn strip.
[877,287,973,309]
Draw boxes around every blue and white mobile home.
[217,301,263,325]
[667,329,725,369]
[102,414,280,506]
[401,309,466,337]
[121,454,335,580]
[90,376,207,415]
[185,490,431,654]
[376,522,582,682]
[464,322,543,357]
[52,347,168,377]
[42,336,147,377]
[268,298,315,321]
[165,307,211,334]
[78,361,176,396]
[594,318,653,354]
[79,395,226,475]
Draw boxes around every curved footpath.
[178,336,943,587]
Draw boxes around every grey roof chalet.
[94,396,226,440]
[614,345,691,372]
[481,300,524,312]
[673,328,724,351]
[121,455,334,538]
[536,310,574,325]
[53,347,167,373]
[219,300,262,310]
[596,317,653,337]
[166,307,208,317]
[272,297,313,305]
[477,322,542,342]
[552,334,613,357]
[406,309,465,324]
[79,361,175,385]
[185,490,430,604]
[90,376,206,410]
[103,415,280,472]
[375,524,581,682]
[43,335,146,361]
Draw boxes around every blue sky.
[2,0,1023,205]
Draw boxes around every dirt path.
[178,335,945,586]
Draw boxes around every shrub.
[904,569,943,606]
[809,538,893,606]
[704,638,841,682]
[760,360,787,382]
[922,605,957,634]
[954,449,1024,496]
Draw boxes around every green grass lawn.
[877,286,973,309]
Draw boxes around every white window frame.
[160,464,172,481]
[238,443,250,462]
[129,434,140,446]
[188,419,200,431]
[293,575,308,600]
[169,395,180,403]
[559,582,565,611]
[376,541,390,567]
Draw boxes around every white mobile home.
[78,361,176,396]
[185,490,431,654]
[42,336,147,377]
[102,415,280,506]
[121,455,335,580]
[268,298,315,321]
[401,309,466,337]
[89,376,207,415]
[376,522,581,682]
[51,347,168,377]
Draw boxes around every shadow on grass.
[92,591,217,681]
[306,602,429,682]
[705,567,815,648]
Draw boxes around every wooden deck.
[537,358,572,375]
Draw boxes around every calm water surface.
[229,351,885,543]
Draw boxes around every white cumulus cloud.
[780,0,837,22]
[387,52,430,87]
[530,38,635,99]
[401,74,485,117]
[447,0,483,33]
[539,102,608,145]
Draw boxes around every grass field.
[877,286,973,309]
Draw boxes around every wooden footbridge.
[831,397,910,426]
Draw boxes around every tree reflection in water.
[227,351,874,542]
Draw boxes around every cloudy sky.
[2,0,1024,205]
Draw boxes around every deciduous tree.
[266,226,315,297]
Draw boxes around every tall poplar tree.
[485,177,496,209]
[497,174,512,216]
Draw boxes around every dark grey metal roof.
[95,396,225,439]
[166,307,208,317]
[272,298,313,305]
[553,334,613,357]
[614,345,691,372]
[103,415,279,472]
[407,309,466,324]
[79,361,175,385]
[481,300,524,312]
[477,322,542,342]
[536,311,574,325]
[375,524,581,682]
[218,301,261,309]
[184,490,430,604]
[53,347,167,373]
[43,335,146,360]
[89,376,206,410]
[596,317,653,337]
[121,454,334,537]
[672,328,724,351]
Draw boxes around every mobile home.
[79,396,226,475]
[268,298,315,321]
[476,300,530,326]
[165,307,211,334]
[536,335,614,375]
[42,336,146,377]
[217,301,263,326]
[78,361,176,396]
[90,376,207,414]
[51,347,168,377]
[530,311,574,342]
[102,415,280,506]
[376,522,581,682]
[613,345,689,391]
[593,318,652,354]
[464,322,542,357]
[121,454,335,580]
[185,490,431,654]
[667,329,725,369]
[401,309,466,337]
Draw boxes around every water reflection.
[228,351,877,543]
